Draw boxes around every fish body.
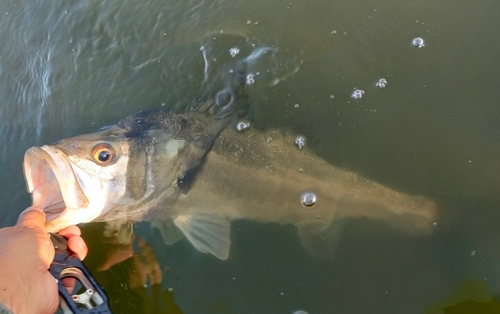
[23,84,437,260]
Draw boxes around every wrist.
[0,279,38,314]
[0,282,19,314]
[0,293,15,314]
[0,242,27,314]
[0,301,14,314]
[0,264,16,314]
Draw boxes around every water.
[1,0,500,313]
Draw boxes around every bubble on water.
[375,78,388,88]
[236,121,250,131]
[301,191,317,207]
[331,30,337,35]
[247,20,252,24]
[228,42,301,88]
[246,73,255,85]
[161,103,166,107]
[351,89,365,99]
[229,47,240,57]
[199,46,205,51]
[295,136,305,149]
[412,37,425,48]
[293,311,309,314]
[294,104,299,108]
[330,95,335,99]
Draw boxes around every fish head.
[23,110,224,233]
[23,125,136,232]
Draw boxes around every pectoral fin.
[173,213,231,260]
[151,219,185,245]
[298,220,345,259]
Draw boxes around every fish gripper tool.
[49,233,113,314]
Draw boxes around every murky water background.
[1,0,500,313]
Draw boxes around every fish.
[23,75,438,260]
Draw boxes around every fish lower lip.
[45,201,65,212]
[44,201,67,221]
[23,147,67,221]
[45,207,67,222]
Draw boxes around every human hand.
[96,233,135,272]
[94,234,161,289]
[0,206,88,314]
[128,238,162,289]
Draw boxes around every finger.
[149,268,163,285]
[137,239,157,264]
[16,206,46,229]
[67,236,88,260]
[62,277,76,294]
[138,238,146,247]
[58,225,81,237]
[96,249,134,272]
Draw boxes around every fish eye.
[92,143,116,165]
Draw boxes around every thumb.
[16,206,46,229]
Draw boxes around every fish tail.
[297,168,439,259]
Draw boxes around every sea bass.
[23,84,437,260]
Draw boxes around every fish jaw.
[23,146,103,232]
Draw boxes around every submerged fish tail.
[295,158,438,258]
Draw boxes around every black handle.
[49,233,113,314]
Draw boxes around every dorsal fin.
[117,110,163,138]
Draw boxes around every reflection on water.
[1,0,500,313]
[81,223,183,314]
[426,278,500,313]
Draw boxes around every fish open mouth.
[23,146,88,230]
